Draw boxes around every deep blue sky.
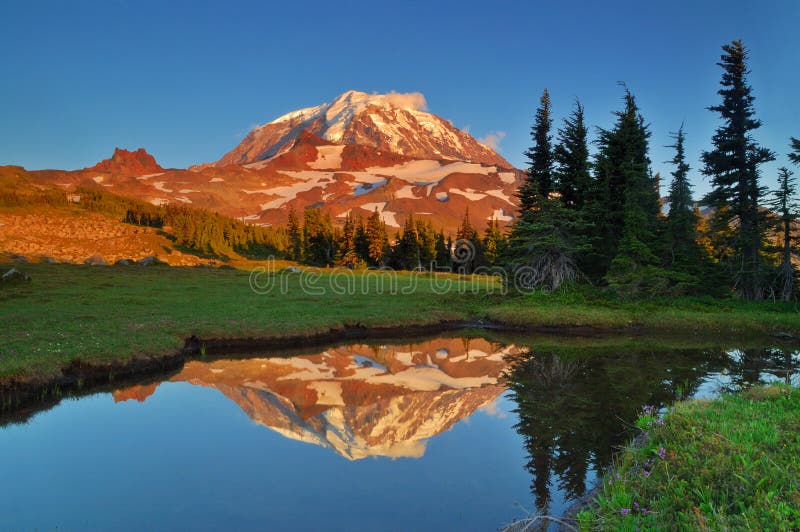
[1,0,798,196]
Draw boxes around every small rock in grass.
[2,268,31,284]
[137,256,164,266]
[84,255,108,266]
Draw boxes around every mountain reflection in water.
[108,336,800,521]
[113,337,524,460]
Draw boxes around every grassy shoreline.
[576,385,800,530]
[2,263,800,381]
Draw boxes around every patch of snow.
[153,181,173,193]
[174,196,192,204]
[490,209,514,222]
[92,176,104,183]
[308,145,345,169]
[137,172,164,180]
[498,172,516,184]
[360,202,387,213]
[395,351,418,366]
[149,198,169,206]
[209,177,225,182]
[178,189,198,194]
[381,211,399,228]
[364,160,497,184]
[435,192,449,202]
[309,381,345,406]
[244,156,278,169]
[449,188,487,201]
[484,189,514,204]
[394,185,418,199]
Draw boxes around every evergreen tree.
[354,215,369,262]
[554,99,591,210]
[303,208,335,266]
[603,89,664,295]
[394,213,421,270]
[517,89,554,213]
[483,217,506,266]
[335,212,363,268]
[506,197,589,290]
[416,218,437,268]
[589,87,658,281]
[287,207,303,261]
[769,167,799,301]
[701,40,776,300]
[789,137,800,166]
[434,231,451,269]
[454,207,482,273]
[365,208,388,267]
[664,126,700,269]
[508,96,589,290]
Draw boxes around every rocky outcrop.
[86,147,164,176]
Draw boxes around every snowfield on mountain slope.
[215,90,513,168]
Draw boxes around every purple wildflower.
[658,447,666,459]
[643,470,651,477]
[621,508,631,515]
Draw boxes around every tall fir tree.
[454,207,482,273]
[483,217,506,266]
[302,208,335,266]
[287,207,303,261]
[701,40,776,300]
[335,212,363,268]
[394,213,421,270]
[517,89,554,213]
[554,99,592,210]
[769,167,799,301]
[508,93,589,290]
[589,87,659,281]
[664,126,701,269]
[603,89,664,295]
[365,208,388,267]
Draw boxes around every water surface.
[0,334,797,530]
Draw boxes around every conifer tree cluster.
[281,206,505,271]
[505,40,797,300]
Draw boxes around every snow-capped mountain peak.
[215,90,511,168]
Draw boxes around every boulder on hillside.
[84,255,108,266]
[138,256,164,266]
[114,259,132,266]
[2,268,31,285]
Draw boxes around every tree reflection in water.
[504,346,733,514]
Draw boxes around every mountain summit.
[215,90,511,168]
[29,91,522,232]
[86,147,164,176]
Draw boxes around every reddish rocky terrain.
[15,90,523,233]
